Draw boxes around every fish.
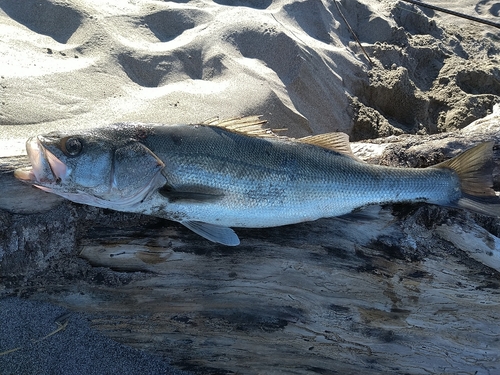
[14,116,500,246]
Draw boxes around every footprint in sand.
[143,9,212,43]
[213,0,271,9]
[475,0,500,17]
[116,8,213,88]
[0,0,83,43]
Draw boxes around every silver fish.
[14,117,500,246]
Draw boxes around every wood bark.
[1,111,499,374]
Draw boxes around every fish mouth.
[14,136,68,187]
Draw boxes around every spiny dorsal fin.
[201,117,357,159]
[200,116,220,126]
[202,116,277,138]
[298,133,358,159]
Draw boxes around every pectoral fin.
[181,221,240,246]
[159,183,224,203]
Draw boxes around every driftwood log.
[1,110,500,374]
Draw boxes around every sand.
[0,297,189,375]
[0,0,499,373]
[1,0,498,156]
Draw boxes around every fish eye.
[61,137,83,157]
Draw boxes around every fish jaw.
[14,136,69,188]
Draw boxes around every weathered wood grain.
[75,210,500,374]
[1,113,500,374]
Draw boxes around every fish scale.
[14,117,500,246]
[140,124,459,225]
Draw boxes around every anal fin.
[182,221,240,246]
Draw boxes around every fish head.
[14,126,166,210]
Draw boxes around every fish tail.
[434,141,500,217]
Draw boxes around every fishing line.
[333,0,373,66]
[334,0,499,67]
[399,0,500,29]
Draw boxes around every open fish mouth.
[14,136,68,186]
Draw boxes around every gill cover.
[112,142,165,199]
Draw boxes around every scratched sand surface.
[0,0,499,374]
[1,0,499,156]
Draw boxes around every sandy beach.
[1,0,500,374]
[1,0,499,154]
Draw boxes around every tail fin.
[434,142,500,217]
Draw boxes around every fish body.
[14,117,500,245]
[139,124,459,226]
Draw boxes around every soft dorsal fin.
[201,116,277,138]
[298,133,358,159]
